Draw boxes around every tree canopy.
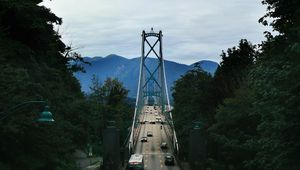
[172,0,300,169]
[0,0,90,169]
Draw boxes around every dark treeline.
[0,0,132,169]
[172,0,300,169]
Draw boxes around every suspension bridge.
[101,29,181,170]
[127,28,180,169]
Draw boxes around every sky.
[42,0,270,64]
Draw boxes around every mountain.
[74,54,219,97]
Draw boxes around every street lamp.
[0,100,55,122]
[192,120,202,130]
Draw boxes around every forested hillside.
[172,0,300,169]
[74,54,218,97]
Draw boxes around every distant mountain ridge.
[74,54,219,97]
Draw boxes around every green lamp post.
[192,120,202,130]
[0,100,55,122]
[37,105,54,122]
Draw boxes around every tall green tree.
[172,0,299,169]
[208,0,300,169]
[0,0,88,169]
[214,39,256,102]
[247,0,300,169]
[206,39,257,169]
[172,39,257,169]
[172,65,214,159]
[87,77,132,153]
[209,84,261,170]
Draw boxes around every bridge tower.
[138,28,171,114]
[129,28,178,154]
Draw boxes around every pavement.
[74,150,102,170]
[134,106,180,170]
[76,156,102,170]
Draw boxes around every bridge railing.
[162,108,179,154]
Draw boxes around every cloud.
[42,0,270,64]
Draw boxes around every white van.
[128,154,144,170]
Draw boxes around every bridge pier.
[189,122,207,169]
[102,124,120,170]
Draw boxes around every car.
[147,131,153,137]
[140,136,148,142]
[164,154,175,165]
[150,121,156,124]
[154,113,158,116]
[160,142,167,149]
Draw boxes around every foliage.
[173,40,257,169]
[259,0,300,35]
[172,65,214,160]
[87,75,133,154]
[246,0,300,169]
[247,0,300,168]
[172,0,300,170]
[209,85,260,170]
[0,0,90,169]
[0,1,133,168]
[207,39,257,169]
[213,39,256,102]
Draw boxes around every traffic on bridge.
[129,106,180,170]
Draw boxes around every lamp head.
[37,105,55,123]
[193,121,202,130]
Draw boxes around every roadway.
[134,106,180,170]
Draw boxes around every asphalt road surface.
[134,106,180,170]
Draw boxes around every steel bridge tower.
[129,28,178,154]
[138,28,171,114]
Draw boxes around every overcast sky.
[42,0,270,64]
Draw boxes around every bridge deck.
[134,106,180,170]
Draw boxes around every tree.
[89,74,104,104]
[209,84,261,170]
[172,39,257,169]
[172,65,214,160]
[247,0,300,169]
[0,0,88,169]
[87,77,132,155]
[203,40,257,169]
[213,39,256,102]
[102,78,129,106]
